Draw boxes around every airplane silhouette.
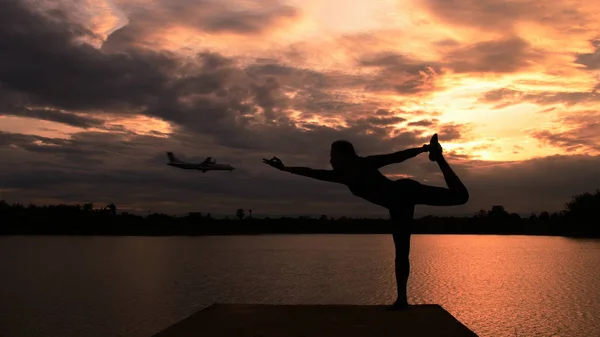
[166,152,235,173]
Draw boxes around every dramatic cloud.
[479,87,600,111]
[531,110,600,153]
[101,0,302,52]
[3,107,105,129]
[1,0,600,217]
[417,0,600,36]
[575,39,600,70]
[445,36,545,74]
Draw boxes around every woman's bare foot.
[386,299,409,311]
[428,133,443,162]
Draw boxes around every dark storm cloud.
[364,116,407,126]
[246,62,368,91]
[408,119,439,127]
[245,61,418,118]
[278,79,440,118]
[437,123,468,141]
[375,109,392,116]
[355,36,543,93]
[0,131,125,165]
[0,132,67,148]
[103,0,300,51]
[0,2,341,154]
[2,107,104,128]
[357,53,440,94]
[359,53,441,75]
[201,5,299,34]
[0,1,178,112]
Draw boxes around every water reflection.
[0,235,599,337]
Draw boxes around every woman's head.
[330,140,357,170]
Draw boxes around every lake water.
[1,235,599,337]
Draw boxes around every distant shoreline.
[2,233,598,238]
[1,225,598,239]
[2,189,599,238]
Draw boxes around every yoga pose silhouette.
[263,134,469,310]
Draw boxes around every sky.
[1,0,600,218]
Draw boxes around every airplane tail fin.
[167,152,180,163]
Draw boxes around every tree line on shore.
[1,189,598,237]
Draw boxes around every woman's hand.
[262,156,285,170]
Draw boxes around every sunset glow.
[1,0,600,216]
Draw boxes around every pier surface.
[152,303,479,337]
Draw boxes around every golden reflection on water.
[1,235,599,337]
[409,235,600,336]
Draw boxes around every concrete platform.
[152,303,479,337]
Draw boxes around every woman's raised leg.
[416,136,469,206]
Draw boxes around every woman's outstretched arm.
[365,146,429,169]
[263,157,343,184]
[281,166,343,183]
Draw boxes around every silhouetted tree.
[236,208,245,220]
[563,189,600,236]
[565,190,599,222]
[528,213,538,222]
[83,203,93,213]
[107,203,117,216]
[489,205,509,218]
[475,209,488,217]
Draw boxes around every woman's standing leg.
[388,206,414,310]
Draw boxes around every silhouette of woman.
[263,134,469,310]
